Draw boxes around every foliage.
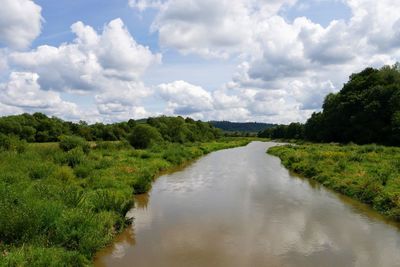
[268,143,400,221]
[210,121,277,133]
[147,116,221,143]
[59,135,90,154]
[128,124,163,149]
[304,64,400,145]
[0,113,223,144]
[0,134,27,153]
[258,123,304,139]
[259,63,400,146]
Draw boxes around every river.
[95,142,400,267]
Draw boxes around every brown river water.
[95,142,400,267]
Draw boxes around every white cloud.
[146,0,298,58]
[129,0,164,11]
[0,0,42,49]
[0,72,79,119]
[128,0,299,58]
[2,18,161,122]
[155,80,313,123]
[9,19,161,92]
[158,80,214,115]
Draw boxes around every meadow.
[268,143,400,221]
[0,137,251,266]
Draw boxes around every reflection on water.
[95,142,400,267]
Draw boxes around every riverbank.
[268,143,400,221]
[0,138,252,266]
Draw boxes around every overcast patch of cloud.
[0,0,42,50]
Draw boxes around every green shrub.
[64,148,85,168]
[73,163,93,178]
[59,135,90,154]
[132,174,152,194]
[52,166,75,182]
[53,209,116,257]
[29,162,55,180]
[162,145,192,165]
[94,157,113,170]
[0,134,27,153]
[81,189,133,215]
[0,246,88,267]
[128,124,162,149]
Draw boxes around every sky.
[0,0,399,124]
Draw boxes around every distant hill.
[209,121,277,133]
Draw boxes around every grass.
[268,143,400,221]
[0,137,252,266]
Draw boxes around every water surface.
[95,142,400,267]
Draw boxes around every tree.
[304,63,400,145]
[128,124,162,149]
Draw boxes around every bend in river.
[95,142,400,267]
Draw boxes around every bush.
[0,246,88,267]
[52,166,75,182]
[81,189,133,215]
[53,209,116,257]
[64,148,85,168]
[29,162,55,180]
[162,144,192,165]
[128,124,162,149]
[59,135,90,154]
[132,174,152,194]
[0,134,27,153]
[73,163,93,178]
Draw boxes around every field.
[0,138,252,266]
[268,143,400,221]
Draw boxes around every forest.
[259,64,400,146]
[209,121,276,133]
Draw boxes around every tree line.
[259,63,400,146]
[0,113,222,146]
[209,121,276,133]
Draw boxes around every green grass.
[268,143,400,221]
[0,137,252,266]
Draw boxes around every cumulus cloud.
[131,0,298,58]
[9,19,161,92]
[1,18,161,122]
[158,80,214,115]
[0,72,79,119]
[0,0,42,49]
[155,80,313,123]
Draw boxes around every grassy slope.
[268,143,400,221]
[0,138,252,266]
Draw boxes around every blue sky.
[0,0,399,123]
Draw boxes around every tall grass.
[0,137,252,266]
[268,143,400,221]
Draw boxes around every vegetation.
[128,124,162,149]
[0,114,221,143]
[259,63,400,145]
[210,121,276,133]
[268,143,400,221]
[0,120,251,266]
[258,122,304,140]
